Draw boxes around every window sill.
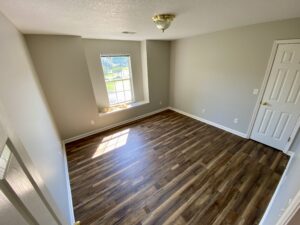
[98,101,149,116]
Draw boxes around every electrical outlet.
[234,118,239,124]
[90,120,95,125]
[159,101,162,105]
[202,109,206,114]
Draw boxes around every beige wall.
[170,18,300,225]
[25,35,98,140]
[170,18,300,134]
[25,36,170,140]
[146,41,170,107]
[141,41,150,102]
[83,39,145,109]
[0,14,72,224]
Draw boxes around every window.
[100,55,134,106]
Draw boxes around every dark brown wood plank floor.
[66,110,289,225]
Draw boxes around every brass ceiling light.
[152,14,176,32]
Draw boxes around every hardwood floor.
[66,110,289,225]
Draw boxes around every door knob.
[261,102,268,106]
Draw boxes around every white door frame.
[276,189,300,225]
[0,102,64,225]
[246,39,300,153]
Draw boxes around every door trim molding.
[276,189,300,225]
[284,117,300,152]
[246,39,300,152]
[0,103,65,225]
[259,150,294,225]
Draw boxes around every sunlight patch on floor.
[92,129,129,158]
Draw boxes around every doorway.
[250,40,300,151]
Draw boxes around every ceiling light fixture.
[152,14,175,32]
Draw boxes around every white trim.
[284,118,300,153]
[276,190,300,225]
[286,150,295,157]
[275,39,300,44]
[100,55,136,106]
[259,151,295,225]
[169,107,248,138]
[63,107,169,143]
[61,143,75,225]
[247,39,300,151]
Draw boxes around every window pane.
[101,56,130,81]
[125,91,132,101]
[123,80,131,91]
[106,81,115,92]
[117,92,125,103]
[108,93,117,105]
[122,68,130,79]
[115,81,123,92]
[100,55,134,106]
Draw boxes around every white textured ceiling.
[0,0,300,40]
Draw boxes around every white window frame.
[100,54,135,106]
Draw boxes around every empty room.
[0,1,300,225]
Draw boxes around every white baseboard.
[259,150,295,225]
[286,151,295,157]
[61,143,75,225]
[168,107,248,138]
[63,107,169,143]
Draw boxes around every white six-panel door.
[251,43,300,151]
